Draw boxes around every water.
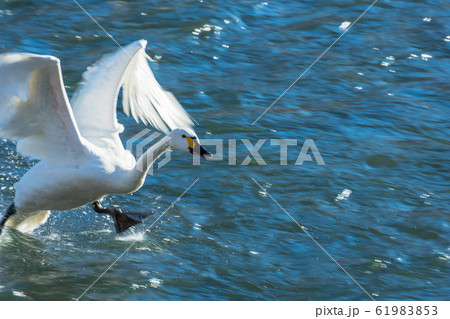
[0,0,449,300]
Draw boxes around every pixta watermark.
[126,130,326,175]
[192,138,325,166]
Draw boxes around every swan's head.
[168,128,212,159]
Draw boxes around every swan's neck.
[131,136,171,188]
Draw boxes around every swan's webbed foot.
[92,201,151,233]
[0,203,16,235]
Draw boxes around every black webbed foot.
[92,201,151,233]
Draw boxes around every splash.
[192,24,222,39]
[116,232,145,242]
[149,278,162,288]
[12,290,27,298]
[339,21,351,32]
[335,189,352,201]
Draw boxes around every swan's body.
[0,40,209,233]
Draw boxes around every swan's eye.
[192,136,197,140]
[182,134,186,138]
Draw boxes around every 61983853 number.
[375,306,438,316]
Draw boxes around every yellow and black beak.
[186,136,212,159]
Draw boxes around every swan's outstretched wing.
[72,40,193,149]
[0,53,86,161]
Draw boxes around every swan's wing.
[0,53,86,161]
[72,40,193,149]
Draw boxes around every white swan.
[0,40,210,234]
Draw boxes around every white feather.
[72,40,193,149]
[0,53,86,161]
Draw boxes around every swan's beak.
[186,136,212,159]
[189,145,212,159]
[199,145,212,159]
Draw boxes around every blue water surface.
[0,0,449,300]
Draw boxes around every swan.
[0,40,210,234]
